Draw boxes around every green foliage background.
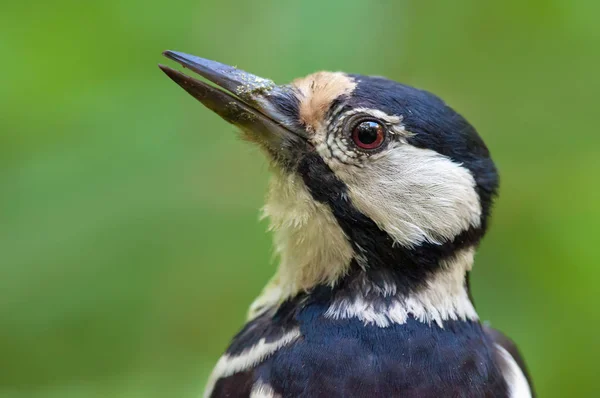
[1,0,599,396]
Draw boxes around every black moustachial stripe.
[297,152,485,296]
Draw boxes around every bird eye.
[351,120,386,150]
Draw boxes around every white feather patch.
[248,273,285,320]
[496,344,533,398]
[250,381,281,398]
[325,248,478,327]
[203,328,301,398]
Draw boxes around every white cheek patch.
[203,329,301,398]
[335,143,482,247]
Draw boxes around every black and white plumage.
[159,51,534,398]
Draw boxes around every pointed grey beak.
[159,51,307,164]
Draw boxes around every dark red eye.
[351,120,386,149]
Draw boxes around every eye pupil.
[352,120,385,149]
[357,122,379,144]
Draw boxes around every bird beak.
[159,51,307,164]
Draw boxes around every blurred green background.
[1,0,599,396]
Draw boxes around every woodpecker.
[159,51,534,398]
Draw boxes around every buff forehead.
[291,72,357,131]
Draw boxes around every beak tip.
[162,50,178,59]
[158,64,176,78]
[158,64,195,92]
[162,50,195,66]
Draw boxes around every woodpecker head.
[160,52,498,307]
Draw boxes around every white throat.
[250,170,354,318]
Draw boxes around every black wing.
[209,371,255,398]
